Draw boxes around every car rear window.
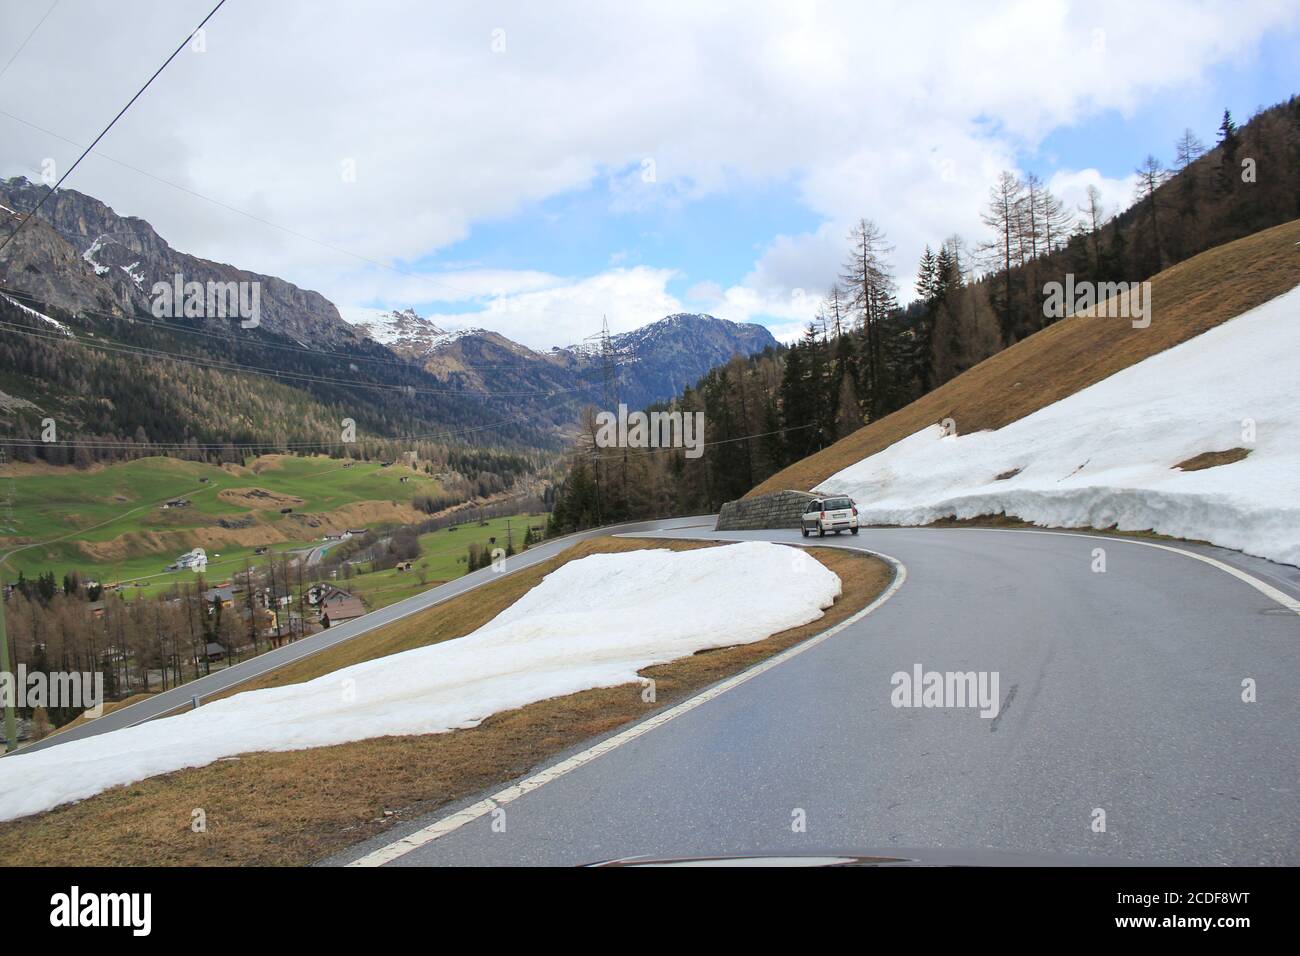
[822,497,853,509]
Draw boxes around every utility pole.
[0,446,18,751]
[506,519,513,552]
[582,316,621,522]
[599,316,616,413]
[0,593,14,752]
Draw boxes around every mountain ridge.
[0,178,779,461]
[344,307,778,412]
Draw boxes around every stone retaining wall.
[714,490,819,530]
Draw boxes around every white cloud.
[0,0,1292,345]
[684,280,723,304]
[419,266,684,350]
[1048,167,1141,224]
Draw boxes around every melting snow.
[821,283,1300,566]
[1,294,71,336]
[0,542,840,821]
[121,261,145,287]
[81,235,111,275]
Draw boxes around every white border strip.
[869,526,1300,616]
[346,546,906,867]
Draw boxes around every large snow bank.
[821,283,1300,566]
[0,542,839,821]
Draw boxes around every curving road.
[11,515,717,756]
[333,525,1299,867]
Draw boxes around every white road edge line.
[867,526,1300,615]
[345,544,907,867]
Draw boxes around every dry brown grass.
[1174,448,1250,471]
[749,218,1300,497]
[0,538,891,866]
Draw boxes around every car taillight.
[851,507,857,516]
[820,511,826,520]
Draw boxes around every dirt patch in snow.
[1174,448,1251,471]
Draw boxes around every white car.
[800,495,859,537]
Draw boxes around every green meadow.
[335,514,547,610]
[0,455,442,587]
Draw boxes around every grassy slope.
[342,513,548,610]
[0,454,441,584]
[749,218,1300,497]
[0,537,892,866]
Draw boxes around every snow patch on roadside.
[821,283,1300,566]
[0,542,840,822]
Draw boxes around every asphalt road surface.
[333,525,1299,867]
[11,515,716,756]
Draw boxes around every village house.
[202,585,237,610]
[253,586,293,610]
[169,547,207,571]
[306,583,353,607]
[197,641,226,664]
[320,596,365,628]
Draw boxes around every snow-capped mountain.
[0,176,778,454]
[349,308,779,411]
[0,176,363,347]
[348,308,483,355]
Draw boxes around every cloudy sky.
[1,0,1297,347]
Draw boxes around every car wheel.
[817,526,825,537]
[851,526,859,535]
[800,523,809,538]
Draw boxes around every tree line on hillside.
[0,291,576,468]
[548,98,1300,530]
[3,561,312,733]
[3,487,552,736]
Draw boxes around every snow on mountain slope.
[0,542,840,822]
[1,293,71,336]
[820,283,1300,566]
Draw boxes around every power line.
[0,0,60,83]
[0,108,614,322]
[0,0,229,265]
[0,284,630,374]
[585,423,816,461]
[0,381,598,453]
[0,315,611,399]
